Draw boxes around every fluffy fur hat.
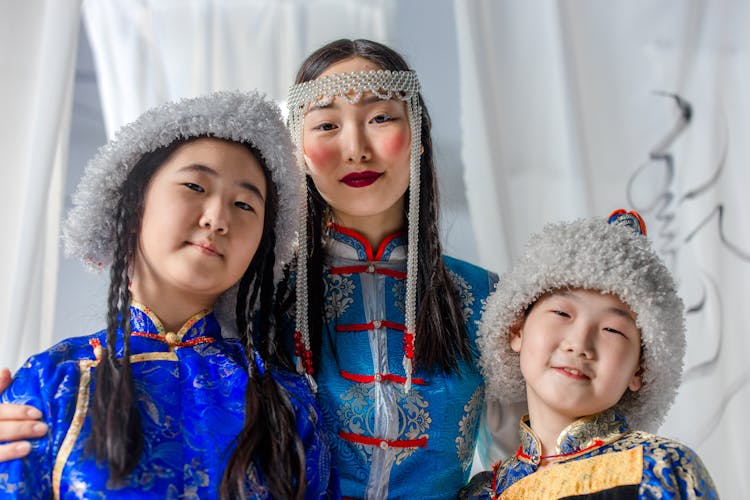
[477,211,685,432]
[62,90,301,333]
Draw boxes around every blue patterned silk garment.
[0,304,338,499]
[460,409,718,499]
[290,225,498,499]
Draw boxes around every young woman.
[283,39,498,498]
[0,91,336,499]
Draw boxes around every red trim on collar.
[515,439,605,462]
[328,222,405,261]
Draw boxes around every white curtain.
[0,2,81,370]
[456,0,749,496]
[83,0,396,137]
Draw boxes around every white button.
[367,264,375,273]
[379,441,388,449]
[373,320,382,329]
[374,373,382,382]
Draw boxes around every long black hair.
[290,38,471,374]
[87,137,305,498]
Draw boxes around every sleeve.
[458,470,494,499]
[0,353,59,499]
[641,439,719,499]
[281,373,340,499]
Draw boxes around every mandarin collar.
[324,223,406,262]
[516,409,630,465]
[129,302,221,343]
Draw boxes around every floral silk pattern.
[0,305,337,499]
[310,226,498,499]
[460,409,718,499]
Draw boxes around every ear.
[509,316,525,353]
[420,144,425,156]
[302,154,313,175]
[628,366,643,392]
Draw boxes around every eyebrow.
[178,164,265,201]
[557,290,636,321]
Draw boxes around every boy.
[461,210,717,499]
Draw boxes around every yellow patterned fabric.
[460,411,718,499]
[500,447,642,499]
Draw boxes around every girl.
[282,39,498,498]
[0,91,335,498]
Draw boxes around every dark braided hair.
[87,141,180,481]
[221,146,306,499]
[293,39,470,374]
[89,138,306,497]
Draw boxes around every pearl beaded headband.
[287,70,423,392]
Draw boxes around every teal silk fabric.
[298,226,497,499]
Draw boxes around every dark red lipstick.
[340,171,382,188]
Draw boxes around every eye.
[234,201,256,212]
[603,327,625,336]
[183,182,204,193]
[372,114,394,124]
[552,310,571,318]
[313,122,337,132]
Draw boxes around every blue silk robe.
[460,409,718,499]
[0,304,337,499]
[298,226,497,499]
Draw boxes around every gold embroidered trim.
[52,352,179,496]
[500,446,643,499]
[53,360,95,499]
[130,301,210,342]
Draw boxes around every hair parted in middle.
[283,38,472,389]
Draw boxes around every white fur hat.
[478,210,685,432]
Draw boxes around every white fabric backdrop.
[83,0,396,137]
[456,0,749,496]
[0,1,81,371]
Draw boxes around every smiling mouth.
[554,367,590,380]
[340,171,382,188]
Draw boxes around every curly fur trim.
[62,90,301,333]
[477,217,685,433]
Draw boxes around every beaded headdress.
[63,90,302,334]
[287,70,422,391]
[477,209,685,432]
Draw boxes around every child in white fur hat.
[461,210,717,499]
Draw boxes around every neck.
[333,205,405,250]
[130,283,216,333]
[526,395,577,462]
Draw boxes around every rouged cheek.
[303,141,339,170]
[378,128,411,157]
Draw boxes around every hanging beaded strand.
[287,70,423,393]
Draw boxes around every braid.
[87,193,142,481]
[221,149,306,499]
[86,141,180,482]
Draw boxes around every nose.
[562,323,596,359]
[343,124,371,163]
[198,198,228,234]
